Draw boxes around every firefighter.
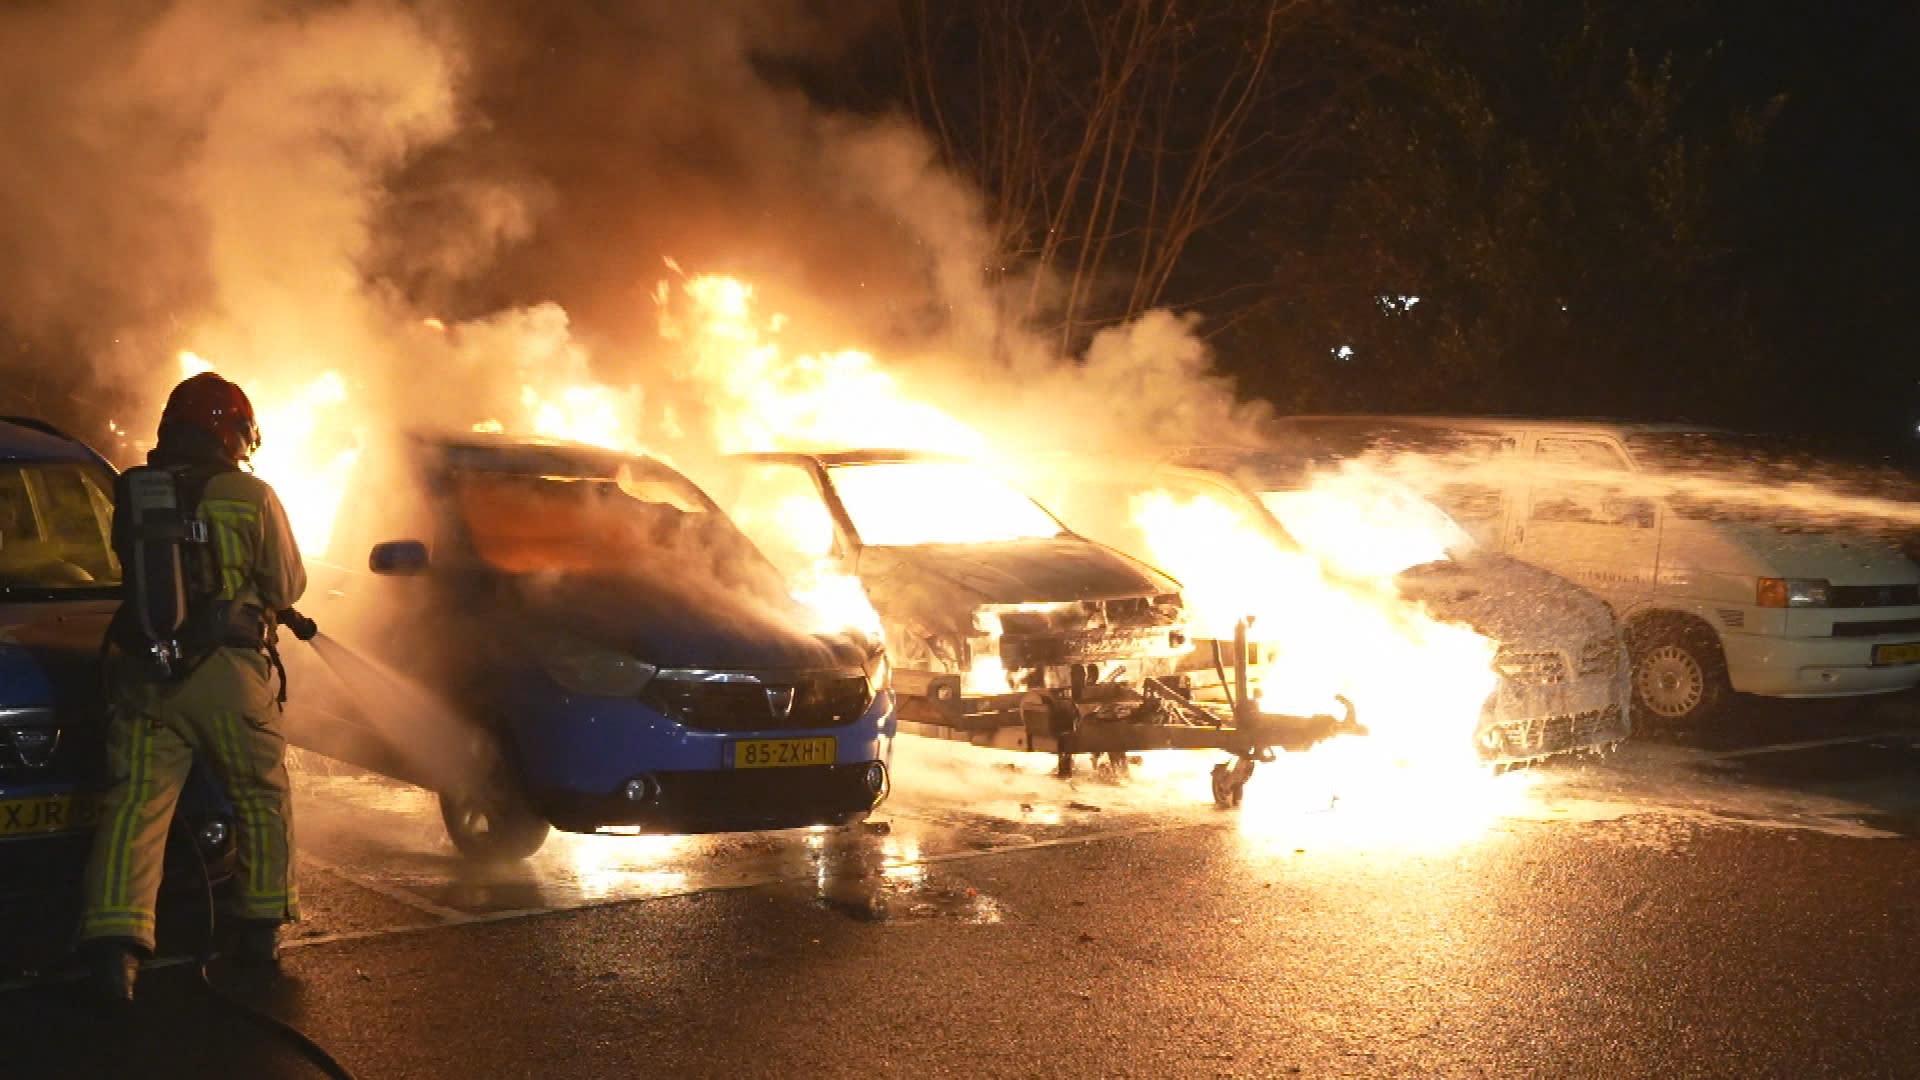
[79,372,311,1004]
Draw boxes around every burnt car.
[284,434,895,860]
[707,449,1338,779]
[1032,447,1631,766]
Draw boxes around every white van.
[1273,417,1920,724]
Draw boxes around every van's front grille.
[1481,705,1626,761]
[1832,617,1920,639]
[1494,648,1568,685]
[642,674,872,733]
[1829,585,1920,608]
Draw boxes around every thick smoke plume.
[0,1,459,421]
[0,1,1266,475]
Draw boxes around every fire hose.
[185,622,357,1079]
[182,804,360,1080]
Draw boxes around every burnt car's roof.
[730,448,970,468]
[1276,414,1730,437]
[411,431,715,498]
[418,431,638,472]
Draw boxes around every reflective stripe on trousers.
[79,690,297,949]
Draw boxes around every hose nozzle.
[277,607,319,642]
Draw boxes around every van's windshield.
[0,462,120,597]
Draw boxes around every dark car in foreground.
[0,417,233,962]
[286,434,895,860]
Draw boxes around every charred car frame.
[711,449,1359,787]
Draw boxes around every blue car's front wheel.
[438,745,550,861]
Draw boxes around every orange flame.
[175,352,360,557]
[1129,470,1501,796]
[659,273,985,456]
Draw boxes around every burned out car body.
[0,417,233,956]
[1033,447,1631,764]
[707,450,1337,766]
[288,434,894,858]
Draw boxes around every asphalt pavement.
[7,694,1920,1079]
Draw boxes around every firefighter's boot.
[229,919,282,969]
[82,937,142,1006]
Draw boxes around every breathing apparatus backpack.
[106,462,273,684]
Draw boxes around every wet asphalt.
[7,694,1920,1079]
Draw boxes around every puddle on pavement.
[283,721,1920,934]
[774,827,1007,925]
[287,740,1191,921]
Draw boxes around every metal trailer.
[895,618,1363,808]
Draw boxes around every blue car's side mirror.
[369,540,430,576]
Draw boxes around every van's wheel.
[1629,622,1730,726]
[438,744,549,861]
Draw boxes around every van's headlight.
[535,636,658,696]
[1757,577,1830,608]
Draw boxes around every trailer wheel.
[1629,620,1730,726]
[1211,757,1255,809]
[439,747,549,861]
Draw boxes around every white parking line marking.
[1701,730,1920,761]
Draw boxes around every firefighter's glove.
[278,608,319,642]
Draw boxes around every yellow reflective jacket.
[115,469,306,717]
[196,470,306,615]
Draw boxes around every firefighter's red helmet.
[161,372,261,462]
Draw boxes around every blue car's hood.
[514,572,864,672]
[0,599,115,709]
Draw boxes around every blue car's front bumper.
[506,687,897,835]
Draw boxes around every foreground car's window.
[451,463,770,586]
[828,461,1063,546]
[0,462,120,591]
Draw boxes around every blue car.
[0,417,233,958]
[289,434,895,860]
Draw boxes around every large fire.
[155,267,1526,846]
[1128,476,1498,763]
[161,351,363,556]
[1126,470,1509,840]
[659,271,987,457]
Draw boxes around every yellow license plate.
[733,737,835,769]
[0,793,95,837]
[1872,642,1920,666]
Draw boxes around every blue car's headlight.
[536,636,658,696]
[864,650,891,699]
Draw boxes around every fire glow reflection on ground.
[553,831,693,903]
[1233,743,1544,857]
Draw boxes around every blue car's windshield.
[451,461,788,601]
[0,461,120,596]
